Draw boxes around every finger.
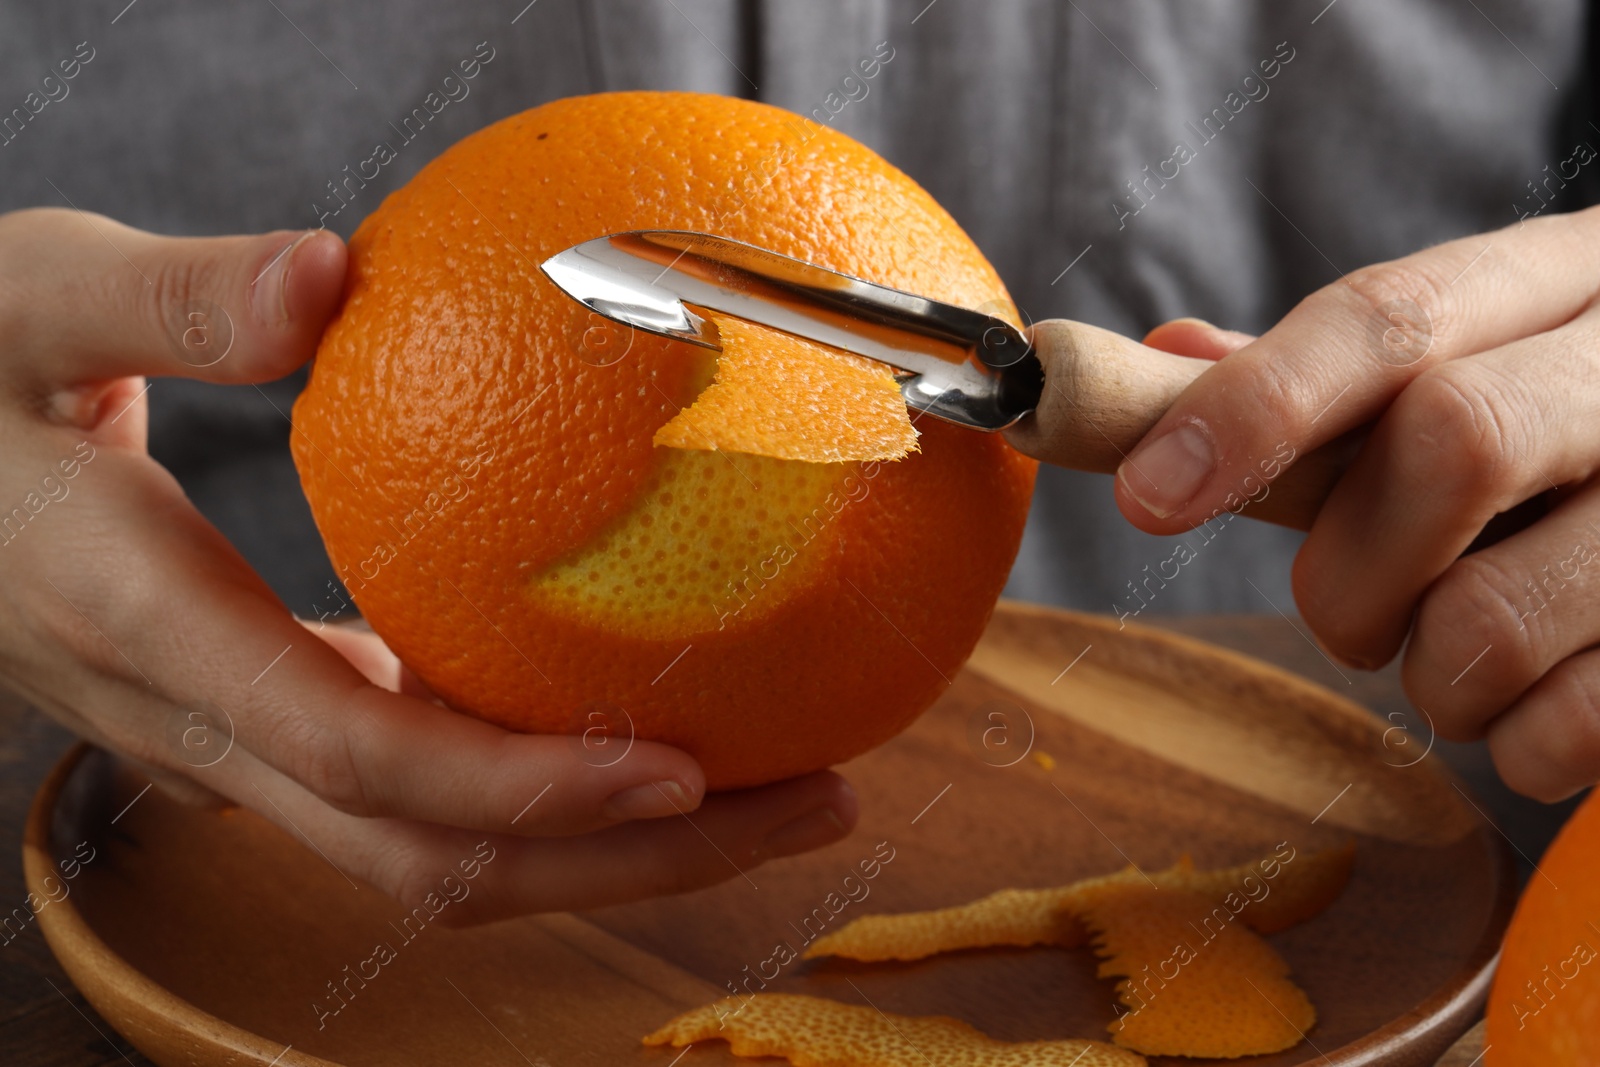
[0,208,345,396]
[297,618,399,688]
[26,453,714,838]
[457,770,859,918]
[1394,481,1600,743]
[241,648,718,837]
[124,756,233,811]
[1141,318,1255,362]
[1485,648,1600,802]
[238,615,720,835]
[237,757,857,920]
[46,375,151,449]
[1295,308,1600,673]
[297,618,440,701]
[1113,206,1600,531]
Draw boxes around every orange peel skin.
[801,874,1121,962]
[644,993,1147,1067]
[1078,884,1315,1058]
[652,316,920,463]
[804,843,1354,963]
[1175,841,1355,935]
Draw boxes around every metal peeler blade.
[538,230,1043,431]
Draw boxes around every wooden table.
[0,615,1575,1065]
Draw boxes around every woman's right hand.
[0,207,856,923]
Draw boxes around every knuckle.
[633,833,730,899]
[9,495,187,684]
[366,839,490,925]
[1493,665,1600,801]
[293,725,376,818]
[1426,553,1543,683]
[1342,259,1452,321]
[147,250,210,349]
[1241,363,1307,439]
[1339,257,1452,364]
[379,851,441,910]
[1389,368,1523,500]
[17,574,141,683]
[20,583,100,663]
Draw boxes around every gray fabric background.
[0,0,1592,624]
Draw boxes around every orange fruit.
[1486,790,1600,1064]
[291,91,1036,789]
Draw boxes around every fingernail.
[251,231,317,328]
[1119,421,1215,518]
[758,806,848,859]
[602,779,692,821]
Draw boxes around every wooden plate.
[23,602,1514,1067]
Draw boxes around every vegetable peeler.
[539,230,1044,431]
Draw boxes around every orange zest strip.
[644,992,1147,1066]
[804,843,1354,963]
[1078,884,1316,1057]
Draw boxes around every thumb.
[0,208,345,392]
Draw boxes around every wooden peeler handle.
[1004,320,1355,531]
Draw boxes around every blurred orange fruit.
[1486,790,1600,1063]
[292,91,1036,788]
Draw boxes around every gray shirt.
[1,0,1591,620]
